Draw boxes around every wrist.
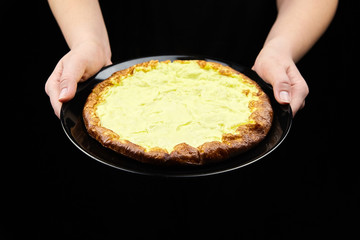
[71,39,112,63]
[263,37,293,61]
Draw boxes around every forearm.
[265,0,338,62]
[48,0,110,54]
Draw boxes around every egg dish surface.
[83,60,273,165]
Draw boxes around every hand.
[252,39,309,116]
[45,41,112,118]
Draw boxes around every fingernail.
[279,91,290,103]
[58,87,68,100]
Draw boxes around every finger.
[286,65,309,116]
[58,55,86,102]
[45,61,64,118]
[105,59,113,66]
[289,80,309,116]
[46,80,62,118]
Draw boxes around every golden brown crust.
[83,60,273,166]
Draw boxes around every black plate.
[60,55,292,177]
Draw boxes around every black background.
[3,0,359,239]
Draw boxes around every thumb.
[273,74,292,105]
[254,62,292,105]
[58,54,86,102]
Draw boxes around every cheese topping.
[95,61,259,152]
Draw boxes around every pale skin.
[45,0,338,118]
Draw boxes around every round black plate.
[60,55,292,177]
